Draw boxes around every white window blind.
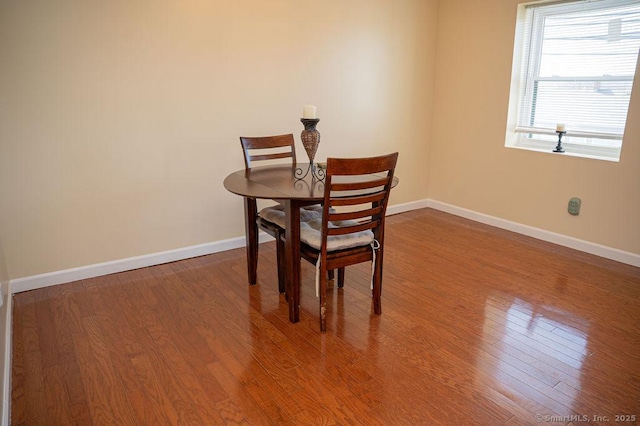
[513,0,640,159]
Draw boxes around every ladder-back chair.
[298,152,399,331]
[240,134,297,293]
[239,134,329,293]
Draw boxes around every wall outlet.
[568,197,581,215]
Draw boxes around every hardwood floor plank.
[14,293,49,425]
[42,285,94,423]
[11,208,640,424]
[42,365,73,425]
[127,353,188,424]
[207,355,289,424]
[126,387,168,426]
[73,315,138,424]
[10,299,26,425]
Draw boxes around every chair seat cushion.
[300,218,374,252]
[259,204,323,229]
[261,204,373,251]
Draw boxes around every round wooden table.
[224,164,398,324]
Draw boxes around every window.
[506,0,640,161]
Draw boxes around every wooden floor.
[11,208,640,425]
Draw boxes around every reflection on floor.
[480,293,590,417]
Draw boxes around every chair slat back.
[239,134,296,169]
[322,153,398,245]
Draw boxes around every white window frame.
[505,0,640,162]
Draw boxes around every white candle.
[556,123,566,132]
[303,105,317,119]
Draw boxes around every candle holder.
[553,131,566,153]
[295,118,325,181]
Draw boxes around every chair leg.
[337,268,345,288]
[276,230,286,294]
[372,253,382,315]
[328,269,334,280]
[319,265,327,332]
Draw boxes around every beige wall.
[0,0,438,279]
[430,0,640,255]
[1,0,638,281]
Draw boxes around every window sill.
[506,144,620,162]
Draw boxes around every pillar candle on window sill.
[303,105,317,119]
[556,123,566,132]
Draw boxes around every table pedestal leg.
[244,197,258,285]
[285,200,301,323]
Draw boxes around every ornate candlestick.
[295,118,325,181]
[553,130,566,153]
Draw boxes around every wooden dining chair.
[239,134,329,294]
[297,152,399,331]
[240,134,297,170]
[240,134,296,293]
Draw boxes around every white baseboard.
[10,233,274,294]
[387,199,431,216]
[426,199,640,268]
[9,199,639,294]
